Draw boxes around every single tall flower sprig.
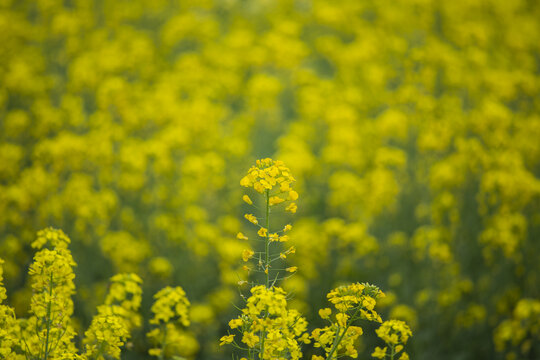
[311,283,386,360]
[239,158,299,289]
[20,228,79,360]
[371,320,412,360]
[222,159,304,360]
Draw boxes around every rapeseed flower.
[238,159,299,289]
[26,230,78,359]
[224,286,309,359]
[372,320,412,360]
[147,286,196,358]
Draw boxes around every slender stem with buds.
[43,272,54,360]
[265,189,270,289]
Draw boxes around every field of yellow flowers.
[1,0,539,359]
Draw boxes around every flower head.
[240,158,297,196]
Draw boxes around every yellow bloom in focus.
[269,233,279,242]
[229,318,243,329]
[243,195,253,205]
[219,334,234,346]
[398,352,410,360]
[269,196,285,205]
[319,308,331,319]
[241,158,296,195]
[283,224,292,232]
[242,249,254,262]
[372,346,387,359]
[258,227,268,237]
[242,332,259,347]
[286,266,298,273]
[336,312,349,327]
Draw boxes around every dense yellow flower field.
[1,0,539,359]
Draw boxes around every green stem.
[265,189,270,289]
[325,325,345,360]
[325,307,361,360]
[158,323,167,360]
[94,341,105,360]
[43,272,54,360]
[261,189,270,359]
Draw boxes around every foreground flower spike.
[83,311,130,360]
[372,320,412,360]
[147,286,197,359]
[311,283,387,359]
[24,228,79,359]
[83,273,143,359]
[239,158,298,288]
[223,286,310,360]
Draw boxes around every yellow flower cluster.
[147,286,196,359]
[104,273,143,330]
[372,320,412,360]
[83,272,143,359]
[83,311,130,360]
[28,248,76,318]
[0,229,150,359]
[327,283,384,322]
[32,227,71,249]
[311,324,363,359]
[25,229,79,358]
[311,283,387,359]
[0,259,21,359]
[149,286,190,327]
[0,303,19,360]
[223,285,309,359]
[240,158,298,212]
